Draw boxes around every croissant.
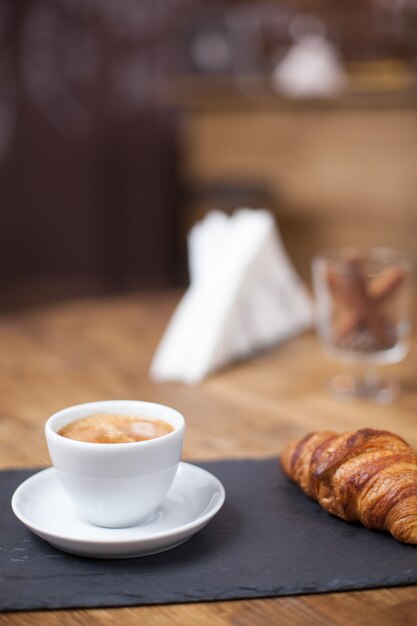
[280,428,417,544]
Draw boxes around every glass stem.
[354,363,379,396]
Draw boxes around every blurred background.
[0,0,416,311]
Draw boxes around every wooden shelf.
[158,75,417,112]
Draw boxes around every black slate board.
[2,458,417,612]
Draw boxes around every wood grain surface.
[181,104,417,288]
[1,291,417,625]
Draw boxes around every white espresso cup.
[45,400,185,528]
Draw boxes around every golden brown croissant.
[280,428,417,544]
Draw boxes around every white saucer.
[11,463,225,559]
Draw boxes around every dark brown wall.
[0,1,183,308]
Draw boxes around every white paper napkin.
[150,209,312,384]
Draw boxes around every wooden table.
[1,291,417,625]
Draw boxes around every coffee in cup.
[45,400,185,528]
[58,413,174,444]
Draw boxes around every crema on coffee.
[58,413,174,444]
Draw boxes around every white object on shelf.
[150,209,312,384]
[271,35,346,98]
